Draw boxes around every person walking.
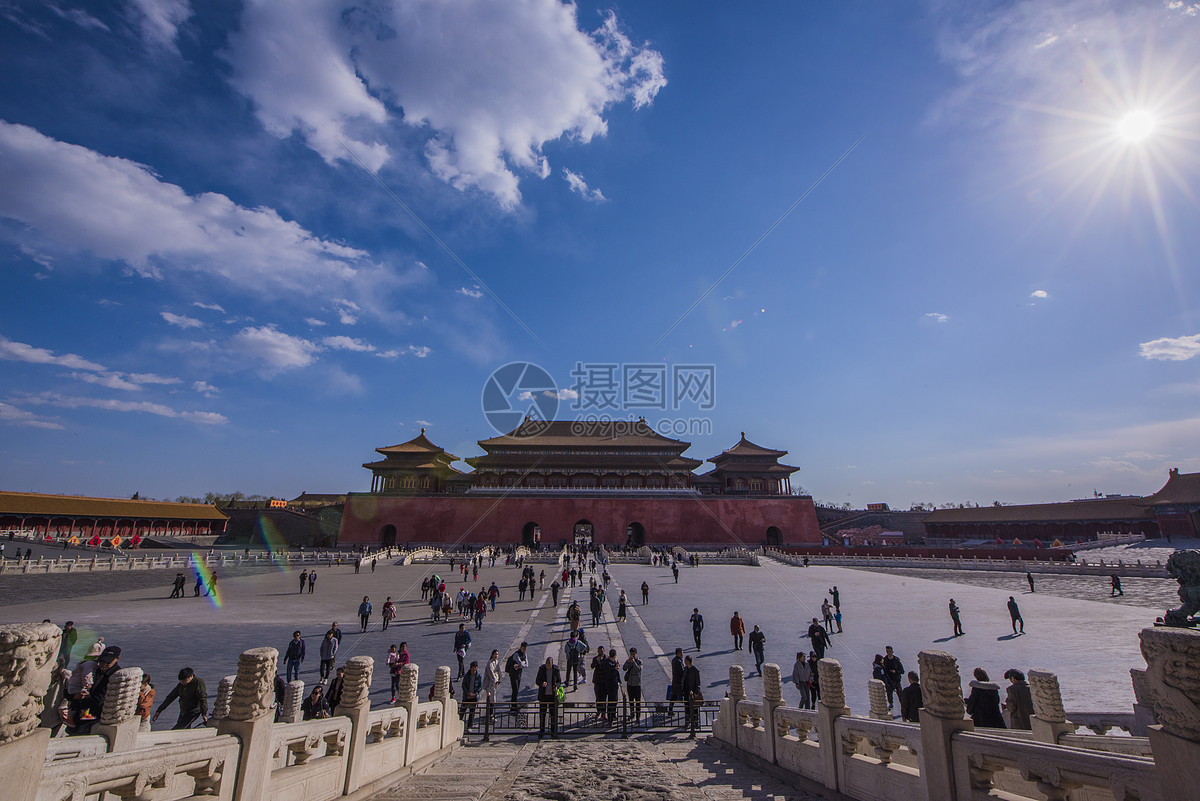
[882,646,904,711]
[821,599,834,633]
[1007,596,1025,634]
[1110,574,1124,596]
[807,652,821,703]
[307,570,316,593]
[965,667,1006,728]
[454,623,472,679]
[623,648,643,719]
[284,631,305,682]
[327,666,347,710]
[672,564,679,583]
[1026,572,1035,593]
[949,599,964,637]
[550,580,560,606]
[136,674,155,732]
[535,657,562,739]
[474,594,487,630]
[807,618,831,659]
[617,591,627,623]
[371,557,377,573]
[506,642,529,705]
[792,652,812,709]
[730,611,745,650]
[590,592,602,627]
[386,644,403,703]
[748,625,766,674]
[1003,669,1034,730]
[357,596,372,632]
[319,630,338,680]
[681,655,701,738]
[564,632,586,690]
[152,667,208,729]
[382,597,396,631]
[641,582,650,604]
[483,649,501,724]
[690,608,704,651]
[594,648,620,724]
[899,672,922,722]
[460,661,482,729]
[299,569,308,593]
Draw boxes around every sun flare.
[1117,109,1157,143]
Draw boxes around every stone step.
[367,738,822,801]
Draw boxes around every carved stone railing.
[950,730,1161,801]
[0,622,463,801]
[36,735,241,801]
[402,547,444,565]
[835,716,927,801]
[763,547,1168,577]
[710,628,1197,801]
[267,718,352,801]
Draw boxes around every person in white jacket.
[483,649,502,724]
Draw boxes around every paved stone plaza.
[0,549,1177,726]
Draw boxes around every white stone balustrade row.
[712,625,1200,801]
[0,547,408,576]
[0,623,463,801]
[764,547,1169,577]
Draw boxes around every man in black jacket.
[669,647,685,713]
[680,655,702,738]
[284,631,305,682]
[535,657,561,739]
[152,667,208,729]
[807,619,831,659]
[460,661,482,729]
[898,671,922,722]
[881,646,904,710]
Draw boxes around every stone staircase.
[367,738,821,800]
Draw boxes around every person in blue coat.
[357,596,372,632]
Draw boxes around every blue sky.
[1,0,1198,509]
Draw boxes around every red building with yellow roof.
[338,420,819,548]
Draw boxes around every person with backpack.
[623,648,643,719]
[564,632,587,690]
[454,623,472,678]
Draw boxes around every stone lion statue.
[1164,550,1200,627]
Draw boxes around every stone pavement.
[0,549,1175,726]
[368,739,820,801]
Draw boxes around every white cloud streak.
[563,168,607,202]
[0,336,106,371]
[161,311,204,329]
[322,335,375,352]
[0,120,371,293]
[1140,333,1200,361]
[925,312,949,323]
[0,401,65,430]
[227,326,320,372]
[20,392,226,424]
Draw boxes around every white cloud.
[457,286,484,299]
[68,370,184,391]
[925,312,949,323]
[304,317,327,327]
[193,380,219,397]
[1140,334,1200,361]
[192,302,225,313]
[376,349,401,360]
[545,388,578,400]
[161,311,204,329]
[409,345,431,358]
[227,326,320,372]
[333,298,359,325]
[562,168,607,202]
[0,336,106,371]
[20,392,226,424]
[0,121,369,293]
[126,0,191,50]
[0,401,64,430]
[225,0,665,208]
[1030,289,1049,299]
[415,419,432,427]
[322,335,375,352]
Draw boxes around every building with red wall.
[338,420,820,548]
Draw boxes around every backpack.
[505,653,520,674]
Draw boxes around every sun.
[1116,109,1157,143]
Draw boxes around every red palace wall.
[338,494,821,548]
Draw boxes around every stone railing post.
[1028,668,1072,744]
[335,656,373,795]
[433,665,461,747]
[816,658,848,792]
[714,665,744,747]
[761,663,784,763]
[1141,627,1200,801]
[868,678,891,720]
[216,647,278,801]
[0,623,60,801]
[279,680,304,724]
[1130,667,1157,736]
[397,663,420,765]
[917,649,972,801]
[211,675,236,722]
[92,667,143,752]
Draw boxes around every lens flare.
[191,553,222,608]
[1117,109,1156,143]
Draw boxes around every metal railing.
[460,696,721,740]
